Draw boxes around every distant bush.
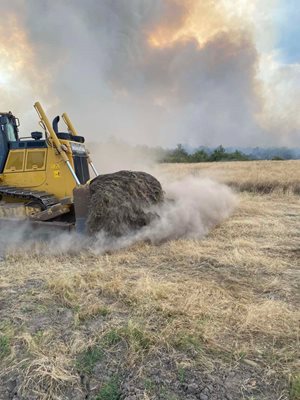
[272,156,284,161]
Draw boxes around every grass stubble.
[0,161,299,400]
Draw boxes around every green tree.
[190,149,209,162]
[165,144,190,163]
[228,150,249,161]
[209,145,226,161]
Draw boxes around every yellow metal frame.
[62,112,78,136]
[34,102,69,163]
[34,102,80,185]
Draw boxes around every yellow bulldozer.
[0,102,98,233]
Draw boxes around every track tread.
[0,185,59,210]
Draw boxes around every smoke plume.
[0,0,298,148]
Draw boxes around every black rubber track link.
[0,185,59,210]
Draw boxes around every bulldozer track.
[0,185,59,210]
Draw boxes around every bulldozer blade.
[73,185,90,234]
[29,203,71,221]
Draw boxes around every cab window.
[6,123,17,141]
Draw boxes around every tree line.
[162,144,251,163]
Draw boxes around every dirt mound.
[87,170,164,236]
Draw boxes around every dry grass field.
[0,161,299,400]
[160,160,300,195]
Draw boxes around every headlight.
[70,142,86,155]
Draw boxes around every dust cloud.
[140,176,237,242]
[0,176,236,258]
[101,176,237,250]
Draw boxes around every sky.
[0,0,299,148]
[275,0,300,64]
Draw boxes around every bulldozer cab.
[0,102,97,201]
[0,113,19,139]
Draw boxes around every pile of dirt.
[87,170,164,236]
